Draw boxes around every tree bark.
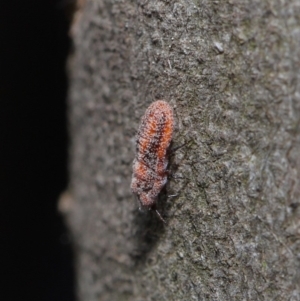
[61,0,300,300]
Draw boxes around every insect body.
[131,100,174,222]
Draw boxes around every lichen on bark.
[63,0,300,300]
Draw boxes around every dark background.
[0,1,74,300]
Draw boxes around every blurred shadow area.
[0,1,74,300]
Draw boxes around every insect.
[131,100,174,222]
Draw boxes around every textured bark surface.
[62,0,300,300]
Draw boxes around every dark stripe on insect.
[139,114,166,165]
[135,114,167,172]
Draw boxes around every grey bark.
[61,0,300,300]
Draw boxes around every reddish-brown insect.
[131,100,174,222]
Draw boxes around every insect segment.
[131,100,174,222]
